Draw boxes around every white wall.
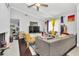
[63,10,77,35]
[10,9,43,33]
[77,4,79,47]
[53,8,77,35]
[10,9,28,32]
[0,3,10,43]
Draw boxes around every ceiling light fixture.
[27,3,48,11]
[35,3,40,7]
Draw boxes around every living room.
[0,3,79,56]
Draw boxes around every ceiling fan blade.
[40,4,48,7]
[37,6,39,11]
[27,3,35,7]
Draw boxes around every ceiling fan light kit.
[27,3,48,11]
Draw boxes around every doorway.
[10,19,20,42]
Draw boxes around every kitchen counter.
[38,34,74,43]
[35,34,76,56]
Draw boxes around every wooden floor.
[18,39,32,56]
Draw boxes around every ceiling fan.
[27,3,48,11]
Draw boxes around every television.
[29,26,40,33]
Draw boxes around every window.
[48,20,60,33]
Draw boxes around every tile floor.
[3,40,19,56]
[67,47,79,56]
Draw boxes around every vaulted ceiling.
[9,3,77,19]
